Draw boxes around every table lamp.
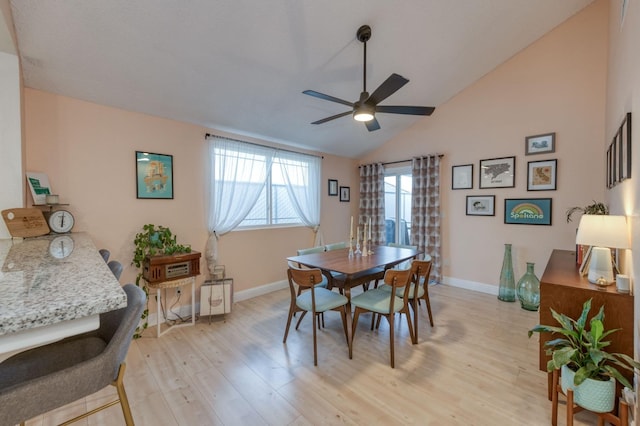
[575,215,629,286]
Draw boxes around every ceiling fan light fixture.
[353,104,374,122]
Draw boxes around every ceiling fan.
[303,25,435,132]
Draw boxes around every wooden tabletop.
[287,245,420,276]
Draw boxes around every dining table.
[287,244,421,352]
[0,233,127,362]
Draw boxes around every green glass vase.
[517,262,540,311]
[498,243,516,302]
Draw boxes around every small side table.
[200,278,233,322]
[146,276,196,337]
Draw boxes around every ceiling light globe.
[353,111,374,122]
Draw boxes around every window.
[384,168,412,244]
[209,137,320,231]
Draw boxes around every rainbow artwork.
[504,198,552,225]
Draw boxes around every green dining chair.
[283,266,350,365]
[376,257,433,343]
[324,241,347,251]
[350,268,414,368]
[387,242,418,269]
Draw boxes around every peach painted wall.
[23,89,357,309]
[604,0,640,399]
[360,0,608,289]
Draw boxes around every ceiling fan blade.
[367,73,409,105]
[311,110,353,125]
[376,105,435,116]
[364,117,380,132]
[303,90,354,107]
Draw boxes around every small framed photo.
[466,195,495,216]
[504,198,552,225]
[136,151,174,199]
[479,156,515,189]
[328,179,339,196]
[527,159,557,191]
[617,112,632,183]
[339,186,350,202]
[525,132,556,155]
[452,164,473,190]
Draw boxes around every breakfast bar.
[0,233,127,361]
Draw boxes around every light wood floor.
[25,284,608,425]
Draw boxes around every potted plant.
[132,224,191,338]
[528,299,639,413]
[566,201,608,223]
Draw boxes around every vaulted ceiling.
[9,0,593,158]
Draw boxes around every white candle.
[356,228,360,246]
[350,216,353,240]
[368,217,372,240]
[363,222,368,243]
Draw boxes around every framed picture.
[617,112,632,183]
[527,159,557,191]
[525,132,556,155]
[328,179,339,196]
[136,151,174,199]
[479,156,515,189]
[339,186,350,202]
[452,164,473,189]
[504,198,552,225]
[466,195,495,216]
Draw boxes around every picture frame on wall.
[617,112,632,183]
[479,156,515,189]
[452,164,473,190]
[328,179,339,196]
[525,132,555,155]
[136,151,174,199]
[339,186,350,202]
[466,195,495,216]
[504,198,552,225]
[527,159,557,191]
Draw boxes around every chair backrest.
[325,241,347,251]
[297,246,325,256]
[99,248,110,263]
[107,260,123,280]
[288,266,324,290]
[410,258,433,298]
[388,242,417,250]
[383,268,413,311]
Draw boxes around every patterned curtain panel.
[359,163,385,245]
[411,156,442,283]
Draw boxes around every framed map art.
[479,156,515,189]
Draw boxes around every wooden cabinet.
[539,249,634,398]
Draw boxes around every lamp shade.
[575,215,629,249]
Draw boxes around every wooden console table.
[539,249,634,400]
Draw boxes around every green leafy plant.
[565,201,608,223]
[528,299,639,388]
[131,224,191,338]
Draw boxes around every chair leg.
[411,298,419,344]
[295,311,307,330]
[312,310,318,366]
[114,364,135,426]
[423,290,434,327]
[388,313,395,368]
[283,302,296,343]
[351,308,362,357]
[404,307,415,345]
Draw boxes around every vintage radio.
[142,251,201,283]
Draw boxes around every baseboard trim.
[441,276,499,296]
[147,277,497,325]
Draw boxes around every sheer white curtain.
[205,137,275,272]
[278,150,323,245]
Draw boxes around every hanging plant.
[565,201,608,223]
[131,224,191,338]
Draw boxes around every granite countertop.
[0,232,128,335]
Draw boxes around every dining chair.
[287,258,329,328]
[283,266,350,365]
[0,284,145,426]
[99,248,110,263]
[377,257,433,343]
[108,260,124,280]
[387,242,418,269]
[350,268,414,368]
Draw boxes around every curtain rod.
[359,154,444,168]
[205,133,323,159]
